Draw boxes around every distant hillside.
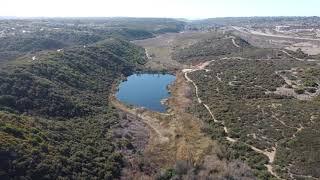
[187,16,320,29]
[172,34,252,63]
[0,18,185,62]
[88,17,186,33]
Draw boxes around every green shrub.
[294,88,305,94]
[2,124,24,138]
[303,80,318,87]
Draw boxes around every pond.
[116,73,176,112]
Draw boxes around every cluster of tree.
[0,37,146,179]
[157,159,255,180]
[0,18,186,62]
[187,57,320,179]
[0,38,145,117]
[0,109,129,179]
[0,17,187,179]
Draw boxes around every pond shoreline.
[115,73,176,112]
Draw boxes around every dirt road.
[232,26,320,42]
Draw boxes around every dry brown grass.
[133,31,220,71]
[110,71,226,177]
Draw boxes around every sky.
[1,0,319,19]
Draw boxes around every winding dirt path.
[182,59,282,179]
[145,49,152,60]
[232,38,240,48]
[280,50,304,61]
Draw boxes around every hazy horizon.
[1,15,319,21]
[1,0,319,20]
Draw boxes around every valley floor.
[110,72,236,178]
[115,30,320,179]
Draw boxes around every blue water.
[116,73,176,112]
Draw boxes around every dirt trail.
[232,38,240,48]
[129,32,291,178]
[280,50,304,61]
[145,49,152,60]
[111,98,170,144]
[182,59,282,179]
